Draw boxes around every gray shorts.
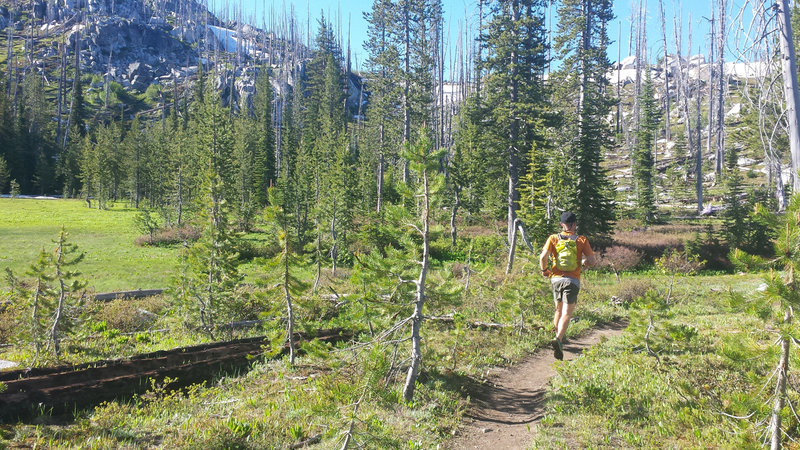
[551,277,580,304]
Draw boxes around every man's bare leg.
[556,302,577,342]
[553,300,562,332]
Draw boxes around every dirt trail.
[445,322,626,450]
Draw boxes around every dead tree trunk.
[402,1,411,183]
[695,43,704,213]
[505,218,534,275]
[402,161,430,403]
[770,309,792,450]
[450,187,459,246]
[777,0,800,191]
[674,15,695,158]
[56,38,65,147]
[715,0,726,176]
[616,21,622,134]
[63,26,81,149]
[706,9,716,179]
[6,27,12,97]
[284,225,296,366]
[658,0,670,142]
[507,0,520,246]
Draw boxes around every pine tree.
[633,70,659,223]
[65,71,86,147]
[178,145,242,339]
[22,74,57,195]
[551,0,616,239]
[721,140,747,250]
[233,115,257,230]
[400,131,438,402]
[123,117,148,208]
[517,140,553,245]
[57,123,83,198]
[481,0,551,243]
[5,249,54,364]
[0,154,9,193]
[251,65,276,207]
[49,227,86,358]
[364,0,403,212]
[450,96,499,219]
[729,193,800,447]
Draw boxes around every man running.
[539,211,596,360]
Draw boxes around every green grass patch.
[531,271,782,447]
[0,198,178,292]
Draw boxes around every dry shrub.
[238,238,280,260]
[0,309,16,344]
[612,222,706,263]
[135,225,201,246]
[656,249,705,274]
[451,262,465,279]
[599,246,643,274]
[93,296,168,332]
[615,279,655,304]
[613,230,685,262]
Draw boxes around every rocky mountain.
[0,0,364,117]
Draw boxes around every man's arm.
[581,240,597,268]
[539,248,551,274]
[582,252,597,268]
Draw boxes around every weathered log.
[93,289,166,302]
[0,329,350,422]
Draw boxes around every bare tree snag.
[402,138,432,403]
[658,0,671,142]
[770,309,792,450]
[777,0,800,191]
[715,0,726,176]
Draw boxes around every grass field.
[0,198,178,292]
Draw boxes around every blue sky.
[231,0,748,76]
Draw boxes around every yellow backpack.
[554,234,579,272]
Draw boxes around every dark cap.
[560,211,577,224]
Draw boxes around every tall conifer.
[552,0,616,238]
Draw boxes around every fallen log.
[425,315,512,330]
[0,328,350,422]
[93,289,166,302]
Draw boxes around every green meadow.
[0,198,178,292]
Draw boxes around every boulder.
[128,62,153,91]
[619,55,636,70]
[726,103,741,118]
[33,0,47,19]
[688,54,706,67]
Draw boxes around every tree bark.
[715,0,726,176]
[707,11,716,178]
[507,0,520,245]
[658,0,671,142]
[690,14,702,212]
[402,0,411,183]
[777,0,800,191]
[674,14,695,163]
[402,162,430,403]
[770,309,792,450]
[450,187,459,246]
[284,225,295,366]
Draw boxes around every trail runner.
[539,211,596,360]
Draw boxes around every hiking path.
[444,322,627,449]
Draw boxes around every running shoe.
[551,338,563,360]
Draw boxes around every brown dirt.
[444,321,626,450]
